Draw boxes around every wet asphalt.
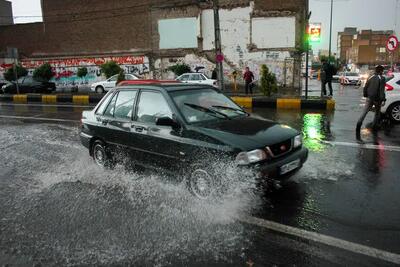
[0,80,399,266]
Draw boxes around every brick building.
[338,27,399,65]
[0,0,307,89]
[0,0,13,26]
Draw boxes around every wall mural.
[1,56,150,88]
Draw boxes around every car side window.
[396,80,400,86]
[104,92,119,117]
[200,74,206,80]
[96,92,115,115]
[190,74,200,81]
[179,75,189,81]
[108,76,118,82]
[136,91,172,124]
[23,77,33,84]
[114,90,137,120]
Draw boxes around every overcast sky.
[7,0,400,53]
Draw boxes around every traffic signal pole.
[213,0,224,90]
[328,0,333,62]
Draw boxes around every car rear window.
[113,90,137,120]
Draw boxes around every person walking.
[243,67,254,95]
[320,59,334,96]
[356,65,386,141]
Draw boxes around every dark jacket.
[321,63,334,81]
[243,71,254,83]
[363,74,386,102]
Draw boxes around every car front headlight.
[236,149,267,166]
[294,134,302,148]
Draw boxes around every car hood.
[193,116,298,151]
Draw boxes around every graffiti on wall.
[1,56,150,88]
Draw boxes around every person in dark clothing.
[320,59,334,96]
[356,65,386,141]
[211,68,217,80]
[243,67,254,95]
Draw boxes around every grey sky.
[8,0,400,53]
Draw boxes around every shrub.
[3,64,28,81]
[33,63,54,82]
[77,67,88,78]
[259,64,278,96]
[100,61,122,79]
[168,63,191,77]
[116,70,125,85]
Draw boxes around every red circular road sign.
[216,53,224,63]
[386,35,399,52]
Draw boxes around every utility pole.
[213,0,224,90]
[328,0,333,63]
[10,48,20,94]
[305,12,312,99]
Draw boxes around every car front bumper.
[241,147,309,182]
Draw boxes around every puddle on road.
[0,124,260,266]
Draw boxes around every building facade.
[338,28,399,66]
[0,0,13,26]
[0,0,307,89]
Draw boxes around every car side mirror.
[156,117,181,130]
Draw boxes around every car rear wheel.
[92,140,114,168]
[187,168,215,199]
[388,102,400,123]
[95,86,104,94]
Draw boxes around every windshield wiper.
[184,103,230,119]
[211,105,249,116]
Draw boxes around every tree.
[168,63,191,77]
[100,61,122,79]
[259,64,278,97]
[3,64,28,81]
[77,67,88,78]
[33,63,54,82]
[116,70,125,85]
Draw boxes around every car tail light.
[385,84,394,91]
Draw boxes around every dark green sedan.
[80,80,308,198]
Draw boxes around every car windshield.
[346,73,359,76]
[170,88,246,123]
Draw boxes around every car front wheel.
[388,102,400,123]
[92,140,114,168]
[187,168,216,199]
[95,86,104,94]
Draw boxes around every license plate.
[280,159,301,175]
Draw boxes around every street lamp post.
[328,0,333,62]
[213,0,224,90]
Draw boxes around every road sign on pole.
[386,35,399,52]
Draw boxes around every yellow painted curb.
[72,95,89,105]
[327,99,336,110]
[231,96,253,108]
[13,94,27,103]
[42,95,57,104]
[277,99,301,109]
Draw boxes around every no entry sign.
[386,35,399,52]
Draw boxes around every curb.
[0,94,335,111]
[230,96,335,110]
[0,94,103,105]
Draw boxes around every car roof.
[116,80,216,92]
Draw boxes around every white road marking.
[0,103,93,108]
[0,115,78,123]
[323,141,400,152]
[239,216,400,265]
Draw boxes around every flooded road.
[1,82,400,266]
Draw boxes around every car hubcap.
[392,105,400,121]
[190,169,214,199]
[96,87,103,93]
[93,144,105,166]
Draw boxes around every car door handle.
[134,126,147,133]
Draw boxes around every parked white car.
[381,73,400,123]
[91,73,139,93]
[176,73,217,87]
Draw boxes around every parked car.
[1,76,56,94]
[381,73,400,123]
[176,73,217,87]
[80,80,308,199]
[90,73,139,93]
[332,72,343,83]
[340,72,362,86]
[0,77,7,89]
